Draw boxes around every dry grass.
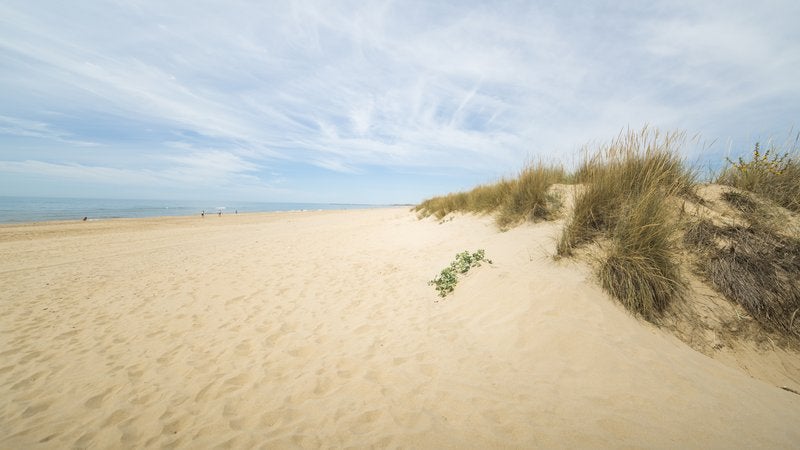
[557,128,695,257]
[555,127,693,320]
[684,219,800,338]
[495,165,565,228]
[598,189,686,320]
[414,163,565,228]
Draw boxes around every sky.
[1,0,798,204]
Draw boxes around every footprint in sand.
[156,346,181,364]
[235,340,252,356]
[194,380,216,402]
[22,400,52,418]
[286,346,313,358]
[55,329,80,340]
[350,410,384,434]
[11,370,47,391]
[102,408,131,427]
[74,431,96,448]
[313,377,335,396]
[85,388,112,409]
[126,364,145,381]
[219,372,251,394]
[225,295,245,306]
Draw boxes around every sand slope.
[1,208,799,448]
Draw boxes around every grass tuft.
[557,127,693,319]
[720,190,758,215]
[414,163,565,227]
[557,128,694,255]
[495,165,565,229]
[598,189,685,320]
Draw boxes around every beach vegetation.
[556,128,692,320]
[684,218,800,338]
[414,163,566,229]
[717,140,800,212]
[429,250,492,297]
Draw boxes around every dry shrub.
[720,191,758,215]
[414,192,468,219]
[684,219,800,339]
[466,180,515,214]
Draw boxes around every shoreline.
[0,205,408,230]
[0,195,398,226]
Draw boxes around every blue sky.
[1,0,798,203]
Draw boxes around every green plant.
[726,142,790,178]
[718,140,800,212]
[429,250,492,297]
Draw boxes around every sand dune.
[1,208,799,448]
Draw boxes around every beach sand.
[1,208,799,448]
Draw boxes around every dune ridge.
[1,208,799,448]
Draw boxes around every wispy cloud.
[1,0,798,202]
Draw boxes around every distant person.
[235,210,238,214]
[218,211,222,217]
[201,211,205,218]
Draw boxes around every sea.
[0,196,387,224]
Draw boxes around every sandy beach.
[2,207,799,448]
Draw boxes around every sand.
[1,208,799,448]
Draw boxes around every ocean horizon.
[0,196,388,224]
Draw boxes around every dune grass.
[496,165,566,228]
[414,163,565,228]
[598,188,686,320]
[556,128,693,320]
[557,128,694,256]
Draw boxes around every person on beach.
[201,211,205,217]
[218,211,222,217]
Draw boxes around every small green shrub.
[429,250,492,297]
[718,141,800,212]
[726,142,790,178]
